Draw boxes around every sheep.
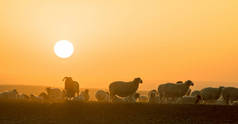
[46,88,64,102]
[74,89,90,102]
[111,96,125,103]
[148,90,158,100]
[17,93,30,101]
[200,86,224,104]
[29,94,40,102]
[149,91,161,104]
[112,93,140,103]
[95,90,109,102]
[222,87,238,105]
[123,93,140,103]
[0,89,18,100]
[38,92,48,102]
[191,90,200,97]
[176,81,191,96]
[158,80,194,103]
[232,101,238,106]
[138,95,148,103]
[109,77,143,100]
[73,81,80,96]
[176,95,201,104]
[63,77,79,100]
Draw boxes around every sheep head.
[150,91,156,97]
[62,77,72,81]
[184,80,194,86]
[133,77,143,84]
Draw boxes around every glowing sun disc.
[54,40,74,58]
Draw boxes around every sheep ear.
[62,77,67,81]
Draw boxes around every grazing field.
[0,101,238,124]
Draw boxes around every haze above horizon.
[0,0,238,90]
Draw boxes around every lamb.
[191,90,200,97]
[148,90,158,100]
[222,87,238,105]
[112,93,140,103]
[95,90,109,102]
[109,77,143,100]
[111,96,125,103]
[176,95,201,104]
[74,89,90,102]
[123,93,140,103]
[158,80,194,103]
[200,86,224,104]
[149,91,161,104]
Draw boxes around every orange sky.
[0,0,238,90]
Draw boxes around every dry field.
[0,101,238,124]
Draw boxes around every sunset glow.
[0,0,238,89]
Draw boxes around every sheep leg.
[225,96,230,105]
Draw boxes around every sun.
[54,40,74,59]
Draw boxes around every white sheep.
[74,89,90,102]
[138,95,148,103]
[46,88,64,102]
[111,96,125,103]
[158,80,194,103]
[0,89,18,100]
[123,93,140,103]
[222,87,238,105]
[191,90,200,97]
[109,77,143,100]
[176,95,201,104]
[200,86,224,104]
[112,93,140,103]
[95,90,109,102]
[17,93,30,101]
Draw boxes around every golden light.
[54,40,74,59]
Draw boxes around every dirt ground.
[0,101,238,124]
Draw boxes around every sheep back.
[158,83,190,98]
[109,81,139,97]
[200,87,222,101]
[222,87,238,102]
